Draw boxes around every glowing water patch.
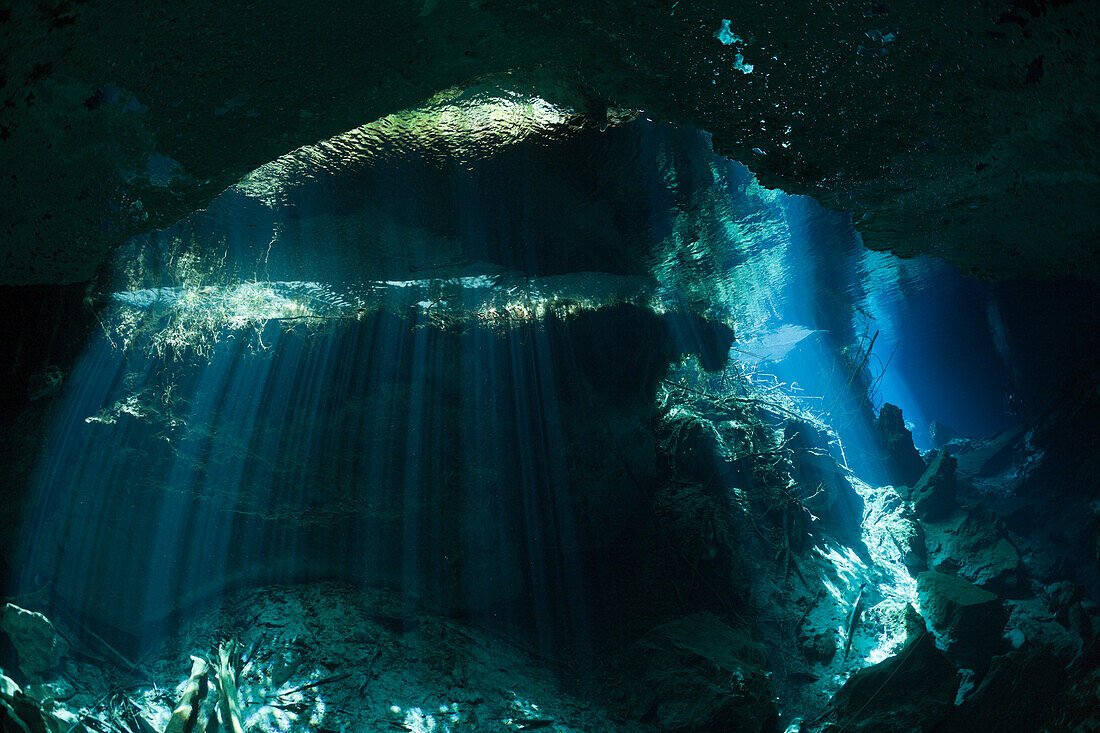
[235,87,577,204]
[112,281,354,323]
[714,19,742,46]
[712,20,754,73]
[101,273,667,359]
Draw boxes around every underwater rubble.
[4,584,679,733]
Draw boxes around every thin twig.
[276,672,352,697]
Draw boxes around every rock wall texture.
[1,0,1097,284]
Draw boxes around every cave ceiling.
[1,0,1097,285]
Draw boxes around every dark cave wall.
[1,0,1097,285]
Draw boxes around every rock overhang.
[1,0,1097,285]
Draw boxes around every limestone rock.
[0,672,19,697]
[923,506,1023,595]
[1004,598,1082,664]
[0,669,76,733]
[953,425,1026,479]
[0,684,46,733]
[0,605,67,679]
[917,571,1006,672]
[627,613,778,732]
[825,633,957,732]
[873,404,926,487]
[901,449,957,520]
[901,602,928,642]
[1044,580,1086,624]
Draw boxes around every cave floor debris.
[5,583,659,733]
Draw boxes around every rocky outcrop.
[1,672,57,733]
[952,425,1027,481]
[1045,580,1086,623]
[824,633,957,733]
[861,484,927,575]
[873,404,927,488]
[0,604,67,679]
[924,506,1023,595]
[900,449,957,521]
[2,2,1098,286]
[916,570,1006,672]
[1004,598,1082,664]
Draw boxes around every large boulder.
[625,613,778,732]
[900,449,957,520]
[917,571,1006,672]
[824,632,958,732]
[952,425,1027,480]
[923,507,1023,595]
[1044,580,1086,625]
[1,673,48,733]
[0,605,67,680]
